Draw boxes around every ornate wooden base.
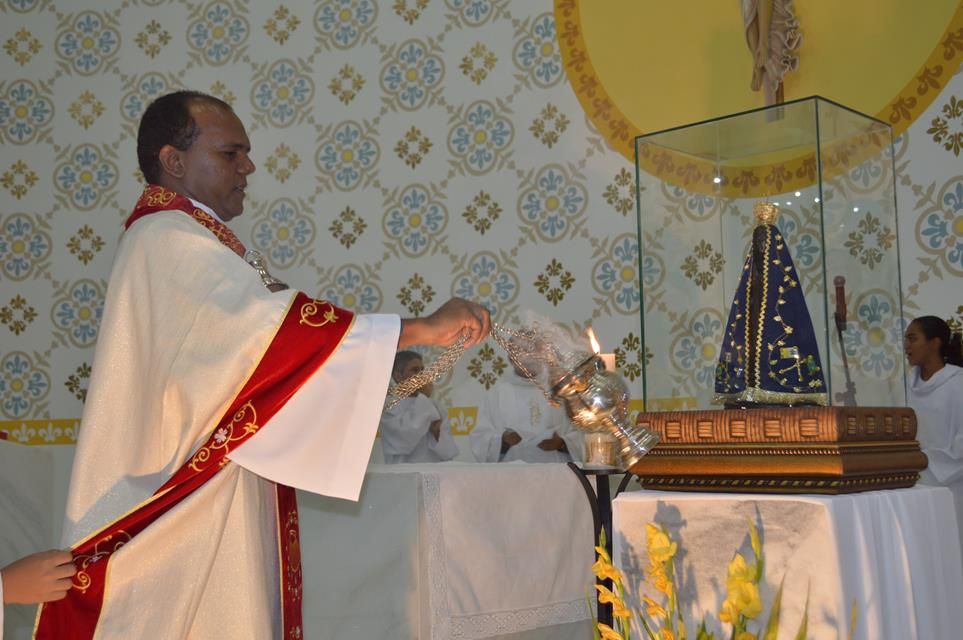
[629,406,927,494]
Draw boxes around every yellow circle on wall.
[556,0,963,162]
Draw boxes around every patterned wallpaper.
[0,0,961,445]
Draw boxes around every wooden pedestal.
[629,406,927,494]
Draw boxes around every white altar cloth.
[299,462,595,639]
[613,486,963,640]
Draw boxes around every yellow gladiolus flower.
[721,580,763,621]
[595,584,619,604]
[595,545,612,563]
[611,599,633,620]
[653,571,673,595]
[660,628,676,640]
[597,623,622,640]
[642,595,668,619]
[726,553,755,585]
[645,523,678,563]
[592,556,623,583]
[594,584,632,619]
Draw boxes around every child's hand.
[1,549,76,604]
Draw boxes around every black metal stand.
[834,313,858,406]
[566,462,636,629]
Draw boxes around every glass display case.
[634,96,904,411]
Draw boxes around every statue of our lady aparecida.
[713,202,828,406]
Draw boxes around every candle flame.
[587,327,601,354]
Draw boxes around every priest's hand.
[1,549,76,604]
[399,297,491,348]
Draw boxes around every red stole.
[35,185,351,639]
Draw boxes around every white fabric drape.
[613,487,963,639]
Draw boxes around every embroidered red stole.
[35,185,351,639]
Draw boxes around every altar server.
[380,351,460,463]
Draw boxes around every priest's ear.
[157,144,187,179]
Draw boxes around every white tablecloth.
[299,462,595,639]
[1,441,596,640]
[613,486,963,640]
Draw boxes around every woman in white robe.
[904,315,963,559]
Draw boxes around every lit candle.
[600,353,616,371]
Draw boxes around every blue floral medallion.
[0,80,53,144]
[383,184,448,257]
[0,351,50,419]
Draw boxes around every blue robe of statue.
[713,209,827,406]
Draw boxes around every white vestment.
[469,376,584,463]
[60,211,398,639]
[909,363,963,560]
[379,395,459,463]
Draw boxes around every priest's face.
[173,104,255,221]
[904,321,940,368]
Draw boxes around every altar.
[612,486,963,639]
[298,462,596,640]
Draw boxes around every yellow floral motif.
[529,103,569,149]
[264,143,301,183]
[459,42,498,85]
[534,257,574,306]
[0,159,38,199]
[0,294,37,335]
[189,402,260,472]
[67,223,105,264]
[4,27,42,66]
[144,186,176,207]
[394,125,432,169]
[603,167,635,216]
[462,191,502,235]
[466,343,506,390]
[681,239,725,291]
[397,273,435,316]
[264,5,300,45]
[134,19,171,58]
[209,80,236,105]
[328,64,365,105]
[73,531,132,593]
[68,90,105,129]
[926,95,963,156]
[393,0,429,25]
[299,300,339,327]
[329,206,367,249]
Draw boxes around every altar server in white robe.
[905,315,963,559]
[36,90,489,640]
[470,364,584,463]
[380,351,459,463]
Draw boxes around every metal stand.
[834,291,857,406]
[566,462,636,629]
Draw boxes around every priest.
[34,91,489,639]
